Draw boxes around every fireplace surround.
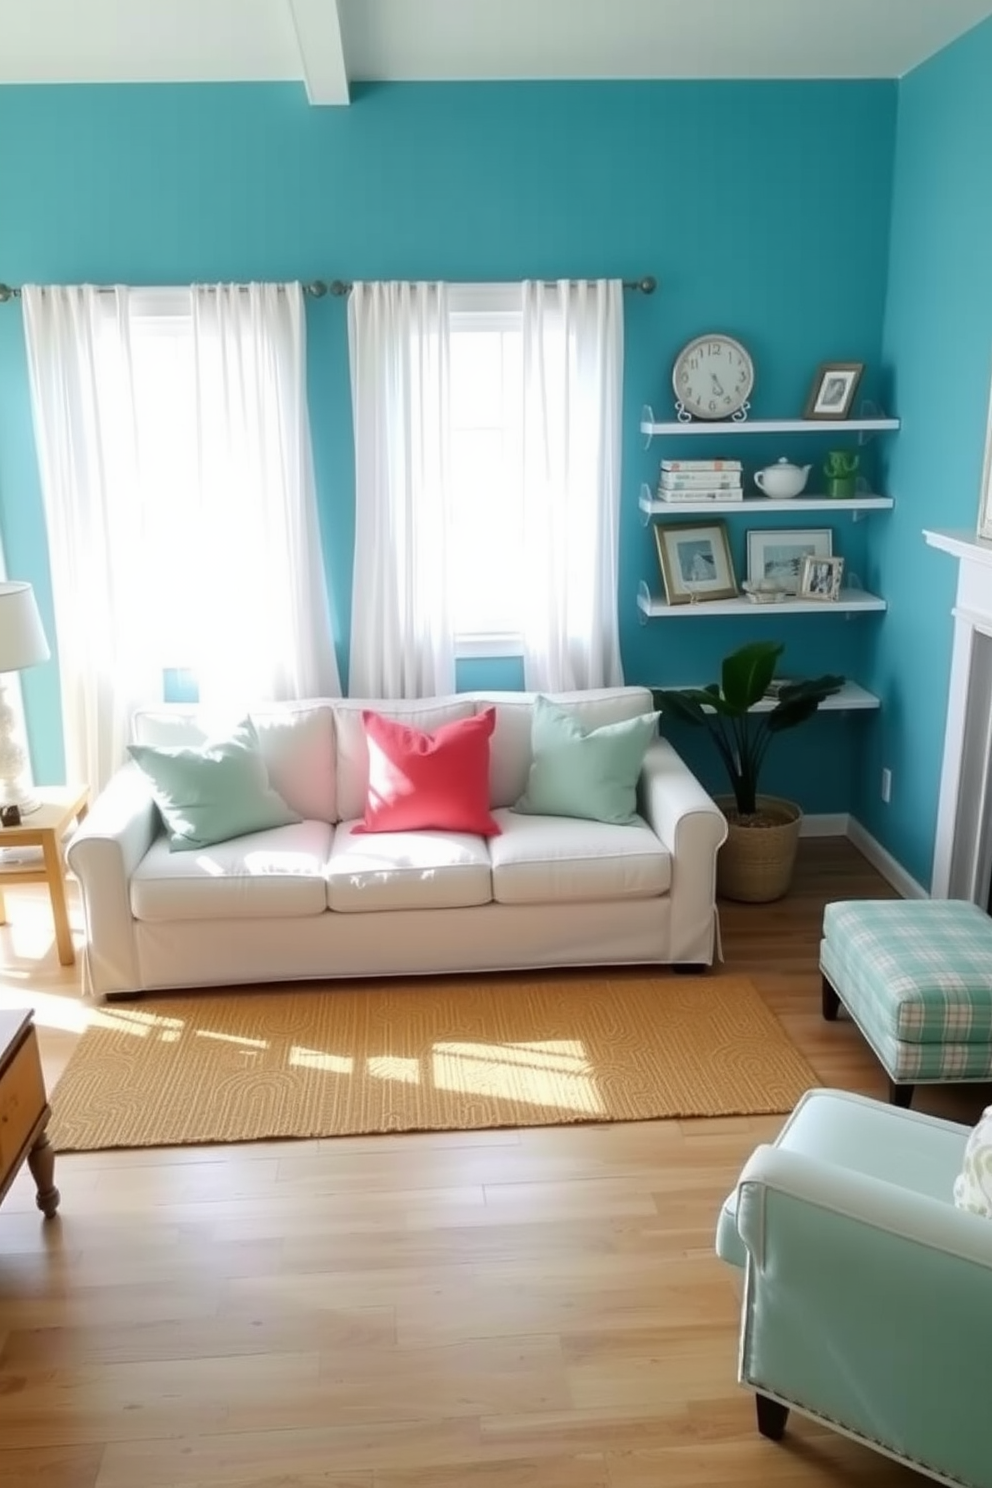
[926,528,992,905]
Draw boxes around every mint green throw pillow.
[512,697,659,825]
[127,717,300,852]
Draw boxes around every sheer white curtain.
[519,279,624,692]
[187,283,339,709]
[22,281,339,792]
[347,281,456,697]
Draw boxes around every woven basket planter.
[715,794,803,904]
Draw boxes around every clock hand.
[711,373,725,395]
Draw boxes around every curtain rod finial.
[639,276,657,295]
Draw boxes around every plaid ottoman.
[820,899,992,1107]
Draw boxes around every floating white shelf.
[636,581,886,619]
[639,487,894,520]
[640,407,900,441]
[661,680,880,713]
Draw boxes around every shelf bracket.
[641,404,656,450]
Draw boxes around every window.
[448,288,526,656]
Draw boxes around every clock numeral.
[709,399,717,412]
[709,341,722,355]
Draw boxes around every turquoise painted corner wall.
[858,15,992,890]
[0,79,896,806]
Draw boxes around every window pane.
[449,320,524,644]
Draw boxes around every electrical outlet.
[881,767,892,804]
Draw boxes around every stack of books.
[657,458,743,502]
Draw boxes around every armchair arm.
[66,763,159,997]
[637,738,726,963]
[735,1145,992,1486]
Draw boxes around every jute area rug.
[48,972,817,1153]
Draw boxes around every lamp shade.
[0,581,50,673]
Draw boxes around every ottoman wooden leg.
[821,975,841,1022]
[888,1079,914,1109]
[755,1393,789,1440]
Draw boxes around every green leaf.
[721,641,783,711]
[766,675,845,732]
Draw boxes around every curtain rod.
[0,275,656,303]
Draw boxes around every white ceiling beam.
[287,0,350,105]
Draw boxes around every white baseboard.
[846,817,930,900]
[800,812,850,838]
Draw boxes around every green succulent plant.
[653,640,844,818]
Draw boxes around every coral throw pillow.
[355,707,501,837]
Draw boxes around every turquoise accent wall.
[0,80,896,808]
[858,17,992,888]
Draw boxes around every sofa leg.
[888,1079,914,1109]
[755,1392,789,1441]
[673,963,707,976]
[821,975,840,1021]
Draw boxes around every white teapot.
[753,458,811,499]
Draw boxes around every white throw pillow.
[131,703,337,822]
[953,1105,992,1218]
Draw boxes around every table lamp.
[0,581,50,814]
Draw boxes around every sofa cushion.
[334,697,476,823]
[489,809,670,905]
[327,821,492,912]
[130,820,333,921]
[355,707,501,837]
[127,718,301,852]
[466,687,656,809]
[513,695,659,825]
[130,702,338,822]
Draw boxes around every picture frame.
[746,528,833,595]
[803,362,865,421]
[798,553,845,601]
[654,520,737,605]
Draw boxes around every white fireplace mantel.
[925,528,992,572]
[926,527,992,901]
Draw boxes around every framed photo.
[746,528,833,595]
[799,553,845,601]
[654,520,737,605]
[803,362,865,420]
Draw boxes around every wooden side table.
[0,785,89,966]
[0,1008,59,1219]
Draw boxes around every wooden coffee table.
[0,785,89,966]
[0,1008,59,1219]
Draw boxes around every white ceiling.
[2,0,991,103]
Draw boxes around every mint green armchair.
[716,1089,992,1487]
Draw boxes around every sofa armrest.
[638,738,727,963]
[734,1144,992,1485]
[66,763,159,997]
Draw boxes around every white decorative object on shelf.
[671,333,754,422]
[742,582,789,604]
[753,458,811,499]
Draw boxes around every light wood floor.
[0,842,982,1488]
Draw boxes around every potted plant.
[654,640,844,903]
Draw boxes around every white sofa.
[66,686,727,1000]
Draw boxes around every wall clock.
[672,333,754,421]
